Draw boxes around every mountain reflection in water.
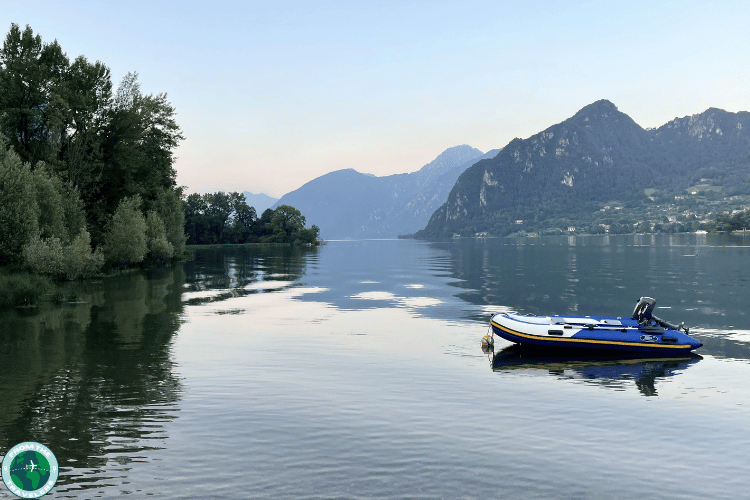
[487,344,702,397]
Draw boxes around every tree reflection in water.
[0,266,185,491]
[182,244,314,306]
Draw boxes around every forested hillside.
[417,100,750,238]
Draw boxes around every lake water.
[1,234,749,499]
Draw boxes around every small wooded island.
[0,24,319,307]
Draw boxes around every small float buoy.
[481,334,494,350]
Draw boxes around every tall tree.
[152,187,186,256]
[184,193,210,244]
[87,72,183,243]
[226,192,255,243]
[266,205,306,243]
[1,24,185,254]
[0,23,69,166]
[57,55,112,187]
[0,137,38,263]
[203,191,233,243]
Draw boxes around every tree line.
[707,209,750,232]
[184,192,320,245]
[1,24,320,290]
[0,23,184,278]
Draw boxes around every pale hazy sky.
[3,1,750,198]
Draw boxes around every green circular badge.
[2,442,58,498]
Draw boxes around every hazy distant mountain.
[242,191,278,214]
[273,145,494,239]
[416,100,750,238]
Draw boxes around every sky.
[3,1,750,198]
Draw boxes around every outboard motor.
[632,296,689,333]
[632,297,656,324]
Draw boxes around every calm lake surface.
[1,234,750,499]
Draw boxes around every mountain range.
[242,191,278,214]
[416,100,750,238]
[272,145,497,239]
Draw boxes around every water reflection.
[434,234,749,316]
[182,245,316,307]
[0,267,185,493]
[428,234,750,360]
[184,240,750,362]
[487,344,702,397]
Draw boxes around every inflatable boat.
[488,297,702,356]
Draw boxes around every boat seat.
[553,317,599,325]
[599,319,623,326]
[553,316,623,327]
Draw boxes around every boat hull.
[490,312,702,356]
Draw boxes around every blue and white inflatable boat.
[489,297,702,356]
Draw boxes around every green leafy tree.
[1,24,185,273]
[59,181,87,244]
[53,55,112,204]
[145,210,174,264]
[635,221,651,233]
[22,235,64,276]
[182,193,319,246]
[233,196,257,231]
[265,205,306,243]
[184,193,210,244]
[23,228,103,279]
[226,192,256,243]
[296,224,320,244]
[0,138,39,263]
[707,212,731,232]
[62,228,104,279]
[103,195,147,267]
[183,191,256,244]
[2,135,95,268]
[254,208,275,241]
[0,23,69,166]
[86,72,183,244]
[204,191,233,243]
[29,162,88,245]
[31,163,67,241]
[152,187,186,256]
[708,209,750,232]
[0,25,181,242]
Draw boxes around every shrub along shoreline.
[0,23,186,307]
[0,269,55,308]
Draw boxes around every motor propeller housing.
[632,297,656,324]
[632,296,689,333]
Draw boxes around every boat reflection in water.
[486,344,702,397]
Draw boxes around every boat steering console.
[632,296,689,333]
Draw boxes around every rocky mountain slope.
[273,145,494,239]
[416,100,750,238]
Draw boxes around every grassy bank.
[0,269,56,308]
